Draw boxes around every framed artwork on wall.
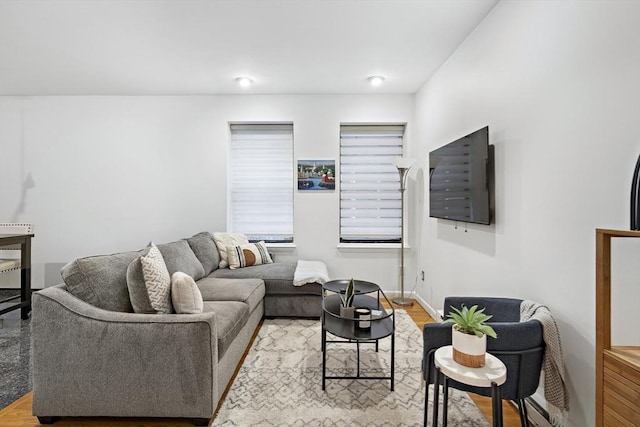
[297,159,335,190]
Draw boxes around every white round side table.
[432,345,507,427]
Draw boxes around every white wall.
[0,94,414,292]
[412,1,640,426]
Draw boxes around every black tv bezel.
[428,126,492,225]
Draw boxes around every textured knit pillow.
[213,232,249,269]
[171,272,204,314]
[126,246,156,313]
[227,241,273,269]
[140,245,172,313]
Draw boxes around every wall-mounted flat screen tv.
[429,126,491,225]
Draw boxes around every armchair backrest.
[444,296,522,322]
[424,296,545,400]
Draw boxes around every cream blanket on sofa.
[293,260,330,286]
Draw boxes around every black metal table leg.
[518,399,529,427]
[322,327,326,390]
[432,367,440,427]
[356,340,360,377]
[20,238,32,320]
[491,381,503,427]
[442,376,449,427]
[423,379,429,427]
[390,331,395,391]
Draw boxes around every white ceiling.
[0,0,497,95]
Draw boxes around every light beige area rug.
[213,310,489,426]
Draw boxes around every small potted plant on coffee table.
[444,304,497,368]
[339,278,355,318]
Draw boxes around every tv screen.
[429,126,491,225]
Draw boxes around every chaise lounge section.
[31,231,326,425]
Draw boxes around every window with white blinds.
[340,125,405,243]
[229,123,294,243]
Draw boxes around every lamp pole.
[392,159,414,306]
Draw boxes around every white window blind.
[229,124,294,243]
[340,125,405,242]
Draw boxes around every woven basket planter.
[452,328,486,368]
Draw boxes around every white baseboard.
[383,290,442,322]
[413,293,442,321]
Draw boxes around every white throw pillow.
[227,241,273,269]
[213,232,249,269]
[140,245,172,314]
[171,272,204,314]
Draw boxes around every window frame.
[228,122,295,244]
[339,124,406,244]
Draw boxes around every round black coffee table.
[321,279,395,391]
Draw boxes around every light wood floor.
[0,302,522,426]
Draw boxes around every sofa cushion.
[202,301,249,360]
[227,241,272,269]
[187,232,220,275]
[171,272,204,314]
[208,262,322,296]
[157,240,205,281]
[61,250,141,312]
[197,277,265,313]
[213,232,248,269]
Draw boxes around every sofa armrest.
[32,285,219,419]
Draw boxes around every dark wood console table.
[0,233,34,319]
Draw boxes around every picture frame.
[297,159,335,191]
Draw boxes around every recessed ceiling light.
[236,77,253,87]
[368,76,385,87]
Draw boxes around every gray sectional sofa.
[31,232,323,425]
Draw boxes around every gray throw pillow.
[171,272,204,314]
[157,240,205,280]
[187,232,220,276]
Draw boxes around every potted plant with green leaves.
[444,304,497,368]
[339,278,356,318]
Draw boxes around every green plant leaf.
[341,278,356,307]
[444,304,498,339]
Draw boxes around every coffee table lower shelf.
[321,333,395,391]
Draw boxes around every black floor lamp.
[392,156,415,306]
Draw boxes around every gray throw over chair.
[422,297,545,427]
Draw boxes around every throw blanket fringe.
[293,260,330,286]
[520,300,569,427]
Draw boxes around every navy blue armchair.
[422,297,545,427]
